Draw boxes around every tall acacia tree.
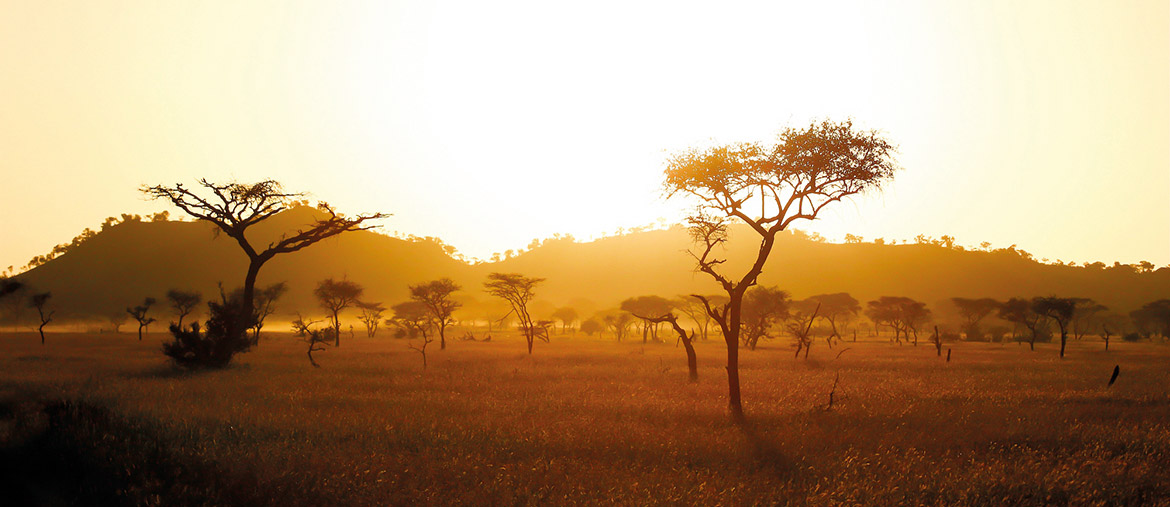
[1034,296,1076,359]
[664,120,897,423]
[409,278,462,350]
[143,180,386,330]
[483,273,544,354]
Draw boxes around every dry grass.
[1,331,1168,505]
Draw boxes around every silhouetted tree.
[665,120,897,423]
[865,297,928,344]
[2,283,28,332]
[483,273,545,354]
[163,289,257,369]
[740,286,790,350]
[390,301,435,368]
[291,314,334,368]
[621,296,674,343]
[409,278,462,350]
[106,312,127,334]
[601,310,634,341]
[143,179,386,342]
[998,298,1045,350]
[30,292,53,345]
[901,299,932,346]
[807,292,859,347]
[1033,296,1076,358]
[126,297,156,341]
[165,289,202,329]
[1130,300,1170,339]
[356,301,386,338]
[1099,312,1128,350]
[633,312,699,382]
[314,278,363,347]
[1069,298,1106,341]
[0,278,21,299]
[788,300,820,359]
[552,307,578,334]
[675,294,726,341]
[247,282,287,342]
[950,297,1000,341]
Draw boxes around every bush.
[1122,332,1144,343]
[162,293,256,369]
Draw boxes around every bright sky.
[2,0,1167,270]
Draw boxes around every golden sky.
[2,0,1167,270]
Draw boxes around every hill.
[8,207,1168,326]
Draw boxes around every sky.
[1,0,1167,270]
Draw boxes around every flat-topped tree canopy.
[665,120,898,237]
[663,119,899,423]
[142,179,388,314]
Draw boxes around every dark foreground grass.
[1,331,1168,506]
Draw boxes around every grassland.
[1,331,1168,506]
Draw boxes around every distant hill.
[9,206,1168,327]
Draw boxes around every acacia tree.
[291,314,333,368]
[865,297,927,344]
[30,292,53,345]
[675,294,726,341]
[950,297,1001,341]
[632,312,699,382]
[787,300,820,359]
[143,179,386,336]
[409,278,462,350]
[740,286,790,350]
[998,298,1046,350]
[314,279,363,347]
[1130,300,1170,339]
[356,301,386,337]
[483,273,544,354]
[901,299,932,346]
[248,282,287,342]
[601,310,634,341]
[1070,298,1107,341]
[166,289,202,329]
[807,293,859,347]
[1034,296,1076,358]
[390,301,435,368]
[126,297,156,341]
[620,295,674,343]
[552,307,578,334]
[665,120,897,422]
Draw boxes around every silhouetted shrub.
[1122,332,1144,343]
[162,293,256,369]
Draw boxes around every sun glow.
[0,1,1166,267]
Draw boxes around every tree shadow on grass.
[119,362,249,380]
[736,418,799,477]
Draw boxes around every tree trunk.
[332,312,341,347]
[39,324,46,345]
[1058,323,1068,359]
[242,260,262,317]
[439,322,447,350]
[725,303,745,424]
[726,339,744,423]
[138,323,144,341]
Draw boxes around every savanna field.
[1,331,1168,506]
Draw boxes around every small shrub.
[1122,332,1144,342]
[162,293,256,369]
